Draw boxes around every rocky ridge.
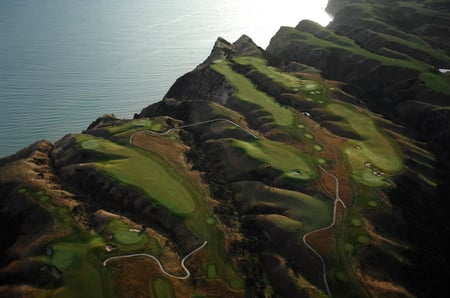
[1,0,449,297]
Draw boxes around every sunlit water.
[0,0,331,157]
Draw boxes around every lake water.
[0,0,331,157]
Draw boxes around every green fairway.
[230,138,317,181]
[261,214,303,232]
[49,237,106,298]
[235,182,332,232]
[234,56,303,90]
[77,134,243,290]
[234,56,322,94]
[108,118,163,135]
[211,60,294,126]
[273,26,450,96]
[77,135,197,215]
[326,103,403,186]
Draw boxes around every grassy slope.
[211,60,294,126]
[108,118,163,136]
[235,181,332,233]
[274,26,450,97]
[77,134,197,215]
[224,52,413,296]
[78,132,244,290]
[234,54,404,186]
[48,238,106,298]
[230,138,318,181]
[326,103,403,186]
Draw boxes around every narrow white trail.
[129,118,258,145]
[301,166,347,297]
[103,241,207,280]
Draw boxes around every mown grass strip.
[211,60,294,126]
[77,134,197,215]
[230,138,317,181]
[234,182,332,232]
[326,103,403,186]
[234,56,322,93]
[49,237,106,298]
[275,26,449,96]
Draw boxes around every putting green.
[313,144,323,151]
[211,60,293,126]
[207,264,217,279]
[230,138,317,181]
[344,243,354,253]
[206,216,217,225]
[317,158,327,164]
[52,248,75,270]
[358,235,371,244]
[77,135,197,215]
[368,200,379,208]
[304,133,314,140]
[151,278,175,298]
[115,230,143,245]
[351,218,363,227]
[230,279,244,289]
[336,270,349,282]
[301,80,320,91]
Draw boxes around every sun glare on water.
[227,0,332,47]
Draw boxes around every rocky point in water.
[1,0,449,297]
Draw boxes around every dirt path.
[302,166,347,297]
[103,241,207,280]
[130,118,258,145]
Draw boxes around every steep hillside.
[267,0,450,158]
[1,0,449,297]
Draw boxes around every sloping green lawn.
[77,134,197,215]
[230,138,318,181]
[211,60,294,126]
[326,103,403,186]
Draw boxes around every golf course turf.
[211,60,294,126]
[77,134,197,215]
[326,103,403,186]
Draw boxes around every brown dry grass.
[0,284,51,298]
[355,251,415,298]
[0,141,77,255]
[109,253,243,298]
[301,112,354,206]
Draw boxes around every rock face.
[267,1,450,157]
[0,1,449,297]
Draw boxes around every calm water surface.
[0,0,331,157]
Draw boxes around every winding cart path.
[301,165,347,297]
[103,241,208,280]
[130,118,258,145]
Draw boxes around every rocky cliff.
[1,1,449,297]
